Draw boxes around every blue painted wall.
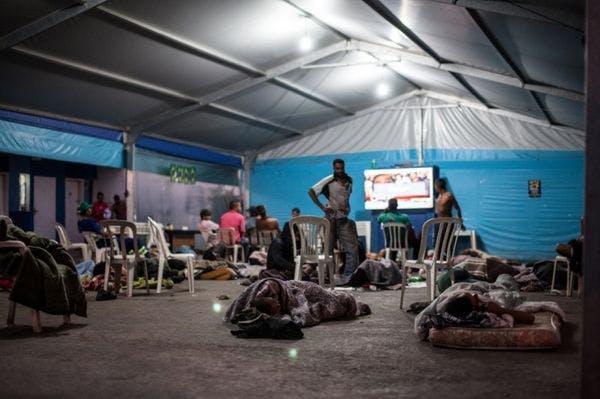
[250,149,583,261]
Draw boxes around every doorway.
[33,175,56,239]
[65,178,85,241]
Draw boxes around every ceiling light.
[375,82,391,98]
[299,36,313,52]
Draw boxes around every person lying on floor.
[414,274,565,341]
[225,278,371,328]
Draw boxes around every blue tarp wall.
[250,97,584,261]
[251,149,583,261]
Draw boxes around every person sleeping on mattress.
[414,274,565,340]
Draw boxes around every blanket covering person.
[225,278,370,328]
[346,258,403,288]
[0,220,87,318]
[414,274,564,341]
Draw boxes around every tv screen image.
[364,166,435,210]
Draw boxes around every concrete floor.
[0,281,581,399]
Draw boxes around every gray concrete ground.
[0,281,581,399]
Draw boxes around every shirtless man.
[435,178,462,218]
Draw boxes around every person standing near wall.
[91,192,110,221]
[111,194,127,220]
[308,158,360,283]
[434,178,462,219]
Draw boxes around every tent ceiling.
[0,0,585,156]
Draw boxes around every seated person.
[377,198,417,258]
[255,205,280,232]
[261,223,296,280]
[197,208,219,249]
[77,201,135,253]
[225,278,370,328]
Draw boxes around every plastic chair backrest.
[147,217,172,258]
[382,222,409,252]
[288,216,330,259]
[53,223,71,247]
[218,227,236,246]
[415,217,462,266]
[82,232,98,251]
[257,229,278,249]
[100,219,139,260]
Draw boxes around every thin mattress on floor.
[429,311,561,350]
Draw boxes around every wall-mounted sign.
[169,164,196,185]
[528,179,541,197]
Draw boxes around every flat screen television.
[364,166,435,210]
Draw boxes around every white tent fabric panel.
[258,95,583,160]
[423,100,582,150]
[107,0,342,70]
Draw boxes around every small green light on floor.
[288,348,298,359]
[212,302,222,313]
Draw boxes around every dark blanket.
[347,259,402,287]
[0,222,87,317]
[225,278,369,327]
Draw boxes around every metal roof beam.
[351,40,584,102]
[464,8,524,83]
[11,46,304,136]
[0,0,107,52]
[529,91,555,125]
[11,46,197,103]
[448,72,491,108]
[363,51,422,91]
[281,0,351,40]
[207,103,303,136]
[95,6,262,76]
[0,102,123,132]
[421,0,583,31]
[272,78,355,116]
[97,6,356,117]
[134,40,350,131]
[363,0,443,63]
[465,8,553,124]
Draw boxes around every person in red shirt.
[219,200,246,244]
[91,192,110,221]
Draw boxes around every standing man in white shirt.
[308,159,360,284]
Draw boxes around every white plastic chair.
[82,232,109,264]
[54,222,91,261]
[256,229,278,252]
[0,240,70,332]
[100,220,149,297]
[401,217,462,309]
[147,217,195,294]
[218,227,244,263]
[289,216,335,289]
[382,222,410,266]
[551,255,575,296]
